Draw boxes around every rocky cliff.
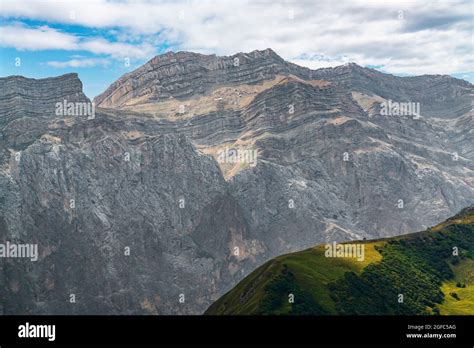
[0,105,260,314]
[1,49,473,314]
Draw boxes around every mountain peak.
[94,48,296,107]
[206,206,474,315]
[2,46,474,317]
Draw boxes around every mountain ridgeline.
[0,49,473,314]
[206,206,474,315]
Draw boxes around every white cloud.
[0,24,155,59]
[47,57,110,68]
[0,0,472,76]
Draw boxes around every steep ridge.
[94,49,311,108]
[0,73,90,152]
[313,63,473,118]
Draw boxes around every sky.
[0,0,472,98]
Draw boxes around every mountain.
[0,73,90,151]
[205,205,474,315]
[94,49,310,108]
[93,49,474,245]
[1,49,473,314]
[0,76,260,314]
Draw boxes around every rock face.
[0,73,90,152]
[0,108,259,314]
[1,49,473,314]
[205,205,474,315]
[94,49,310,108]
[312,63,473,118]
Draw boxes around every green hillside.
[205,206,474,315]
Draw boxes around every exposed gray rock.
[0,73,89,123]
[1,49,473,314]
[0,73,90,152]
[94,49,310,108]
[1,113,259,314]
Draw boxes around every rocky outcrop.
[312,63,473,118]
[0,73,90,151]
[0,73,89,123]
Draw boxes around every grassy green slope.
[206,206,474,315]
[438,259,474,315]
